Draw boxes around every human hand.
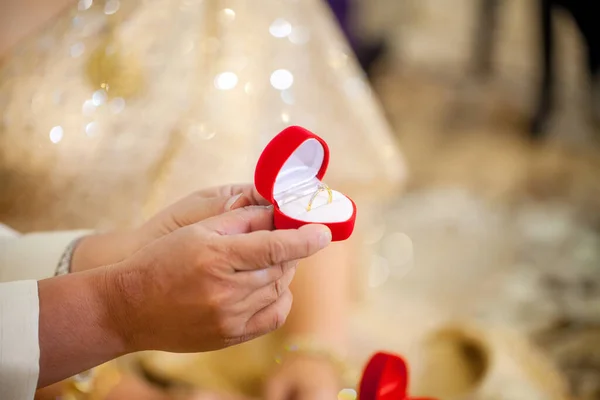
[138,184,268,243]
[104,205,333,353]
[72,184,266,272]
[265,355,341,400]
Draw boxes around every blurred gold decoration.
[85,9,144,99]
[61,363,122,400]
[85,37,144,99]
[142,127,186,219]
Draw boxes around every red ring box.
[359,352,436,400]
[254,126,357,241]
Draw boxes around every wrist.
[99,264,141,355]
[71,230,140,273]
[278,336,357,387]
[37,270,130,387]
[279,336,346,369]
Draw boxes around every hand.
[105,206,333,353]
[139,184,269,243]
[265,355,341,400]
[72,184,266,272]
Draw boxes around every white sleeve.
[0,229,90,282]
[0,280,40,400]
[0,225,90,399]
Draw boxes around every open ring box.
[254,126,357,241]
[359,352,437,400]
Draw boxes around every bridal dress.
[2,1,572,398]
[0,0,406,396]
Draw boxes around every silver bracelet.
[54,238,82,276]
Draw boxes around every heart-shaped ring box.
[254,126,357,241]
[359,352,437,400]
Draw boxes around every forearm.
[70,231,137,273]
[285,241,350,353]
[37,269,129,387]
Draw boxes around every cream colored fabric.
[0,224,88,400]
[0,0,406,233]
[0,280,39,400]
[0,226,89,282]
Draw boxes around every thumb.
[222,223,332,270]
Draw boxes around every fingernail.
[224,193,243,211]
[318,227,332,249]
[254,204,273,210]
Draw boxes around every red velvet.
[254,126,356,241]
[359,352,437,400]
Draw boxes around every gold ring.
[306,183,333,211]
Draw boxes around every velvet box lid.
[254,126,356,241]
[359,352,436,400]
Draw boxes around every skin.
[35,185,349,400]
[35,185,332,388]
[265,241,350,400]
[2,2,351,397]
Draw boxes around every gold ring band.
[306,183,333,211]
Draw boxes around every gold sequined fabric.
[0,0,406,233]
[0,0,406,396]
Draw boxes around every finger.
[242,265,296,315]
[244,289,293,340]
[222,224,332,270]
[200,206,275,236]
[238,260,298,289]
[159,193,253,231]
[197,184,269,206]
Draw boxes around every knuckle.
[212,301,236,336]
[186,223,207,239]
[216,317,234,339]
[203,233,225,255]
[206,291,224,312]
[306,235,316,257]
[265,239,287,266]
[282,260,297,273]
[206,285,234,312]
[269,263,286,282]
[273,277,283,298]
[201,236,234,271]
[272,307,288,331]
[258,283,278,307]
[182,226,209,252]
[271,292,292,331]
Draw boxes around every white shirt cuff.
[0,280,40,400]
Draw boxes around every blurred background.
[2,0,600,399]
[357,0,600,398]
